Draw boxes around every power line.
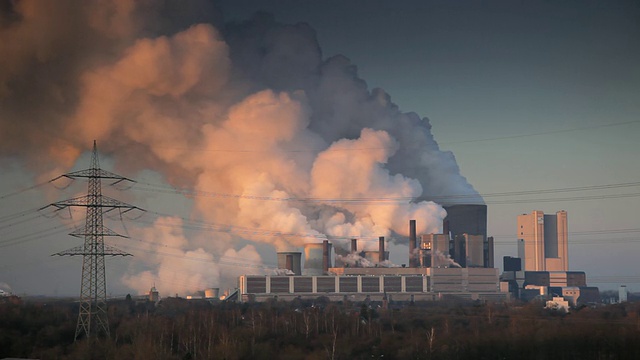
[439,119,640,145]
[0,221,81,248]
[0,180,49,201]
[129,179,640,205]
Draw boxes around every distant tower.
[149,286,160,302]
[46,141,138,340]
[619,285,628,303]
[517,210,568,271]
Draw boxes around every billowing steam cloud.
[0,1,480,295]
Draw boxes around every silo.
[277,252,302,275]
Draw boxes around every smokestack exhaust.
[351,238,358,253]
[379,236,385,263]
[409,220,416,268]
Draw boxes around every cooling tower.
[277,251,302,275]
[442,205,487,240]
[443,205,490,267]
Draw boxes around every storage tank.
[277,251,302,275]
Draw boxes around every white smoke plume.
[121,216,219,295]
[0,1,480,295]
[434,250,462,268]
[0,282,12,294]
[337,253,401,268]
[273,269,295,276]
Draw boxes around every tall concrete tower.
[517,210,568,271]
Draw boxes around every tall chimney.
[409,220,417,267]
[351,238,358,253]
[379,236,385,263]
[285,254,293,273]
[322,240,329,274]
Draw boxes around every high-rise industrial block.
[517,210,568,271]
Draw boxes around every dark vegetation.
[1,295,639,359]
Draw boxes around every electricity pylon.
[46,141,139,340]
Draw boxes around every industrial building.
[502,210,600,306]
[517,210,568,271]
[239,218,506,303]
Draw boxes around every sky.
[219,0,640,290]
[1,0,639,296]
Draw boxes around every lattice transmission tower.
[46,141,140,340]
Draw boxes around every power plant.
[239,216,506,303]
[239,208,601,308]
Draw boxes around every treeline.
[1,296,639,359]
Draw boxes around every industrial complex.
[237,206,601,307]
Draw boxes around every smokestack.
[379,236,385,263]
[351,238,358,253]
[322,240,329,274]
[409,220,416,268]
[443,219,450,237]
[285,254,293,273]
